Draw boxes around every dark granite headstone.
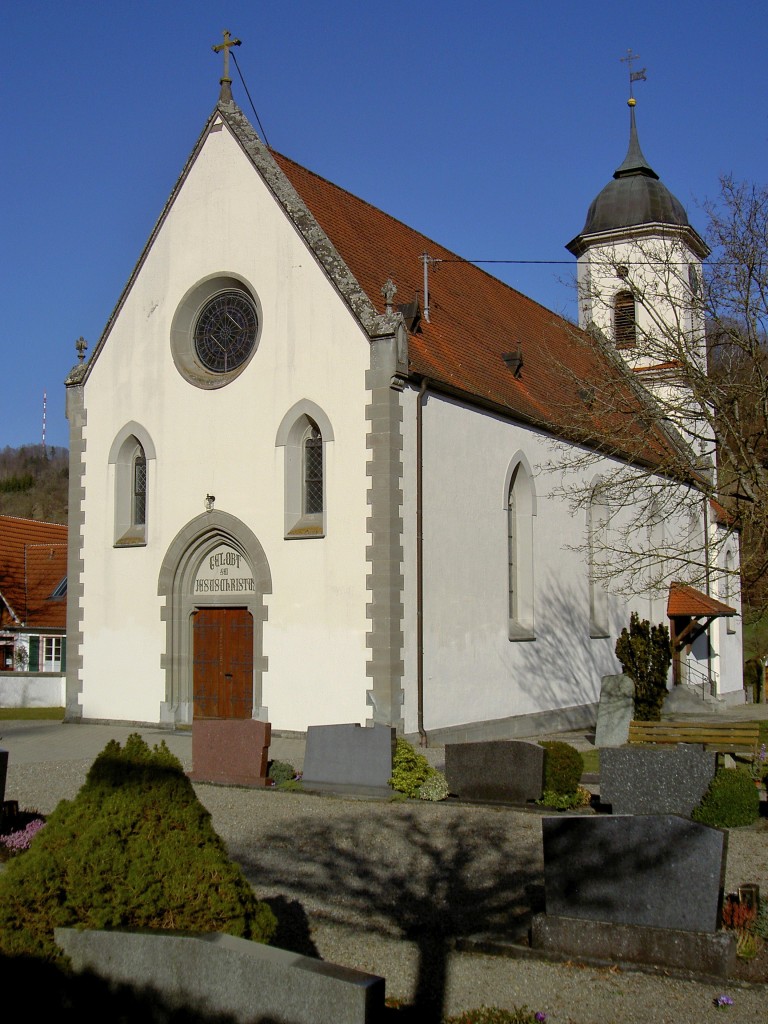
[543,814,727,932]
[594,673,634,748]
[302,723,395,795]
[0,748,7,805]
[600,745,716,816]
[445,740,545,803]
[189,720,271,787]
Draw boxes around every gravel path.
[5,757,768,1023]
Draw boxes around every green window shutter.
[29,635,39,671]
[60,637,67,671]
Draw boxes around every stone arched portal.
[157,511,272,725]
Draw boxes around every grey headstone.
[601,745,716,817]
[445,740,544,803]
[56,928,384,1024]
[0,748,7,805]
[542,814,727,932]
[594,673,635,748]
[302,723,395,794]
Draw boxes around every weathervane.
[212,29,241,85]
[620,48,647,104]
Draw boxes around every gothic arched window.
[505,457,536,640]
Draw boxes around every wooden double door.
[192,607,253,719]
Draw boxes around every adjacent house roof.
[0,516,67,630]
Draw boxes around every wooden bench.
[628,720,760,754]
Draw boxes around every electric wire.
[231,51,271,149]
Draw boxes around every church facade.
[65,79,743,740]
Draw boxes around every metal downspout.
[417,378,429,746]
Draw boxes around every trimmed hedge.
[539,740,583,795]
[692,766,760,828]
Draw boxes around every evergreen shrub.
[692,766,760,828]
[539,741,583,795]
[389,737,435,798]
[267,760,296,785]
[615,613,671,721]
[0,734,277,962]
[418,771,449,801]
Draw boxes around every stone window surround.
[108,422,157,548]
[275,399,334,540]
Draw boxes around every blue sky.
[2,1,765,450]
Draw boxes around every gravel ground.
[5,756,768,1023]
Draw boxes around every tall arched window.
[505,457,535,640]
[275,400,334,539]
[587,482,609,637]
[133,445,147,527]
[303,423,323,516]
[109,423,156,547]
[614,290,637,348]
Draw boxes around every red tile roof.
[667,582,735,618]
[0,516,67,629]
[271,149,678,465]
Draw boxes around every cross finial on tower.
[75,336,87,363]
[620,48,647,105]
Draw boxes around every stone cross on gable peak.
[213,29,241,84]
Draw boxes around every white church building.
[64,67,743,741]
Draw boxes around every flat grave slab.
[542,814,727,932]
[445,740,544,803]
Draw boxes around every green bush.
[419,771,449,801]
[0,734,277,962]
[615,613,671,721]
[268,760,296,784]
[692,766,760,828]
[389,737,435,798]
[538,785,592,810]
[539,741,583,795]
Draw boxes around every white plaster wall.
[400,387,717,734]
[78,120,371,729]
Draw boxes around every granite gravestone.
[302,723,396,795]
[0,748,7,805]
[600,745,716,817]
[189,720,271,787]
[594,673,635,748]
[542,814,727,932]
[445,740,545,803]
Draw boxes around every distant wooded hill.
[0,446,68,524]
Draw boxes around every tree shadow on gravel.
[233,806,542,1024]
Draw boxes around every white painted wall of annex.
[399,387,737,735]
[77,119,372,729]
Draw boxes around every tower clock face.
[193,291,259,373]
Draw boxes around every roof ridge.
[0,514,67,529]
